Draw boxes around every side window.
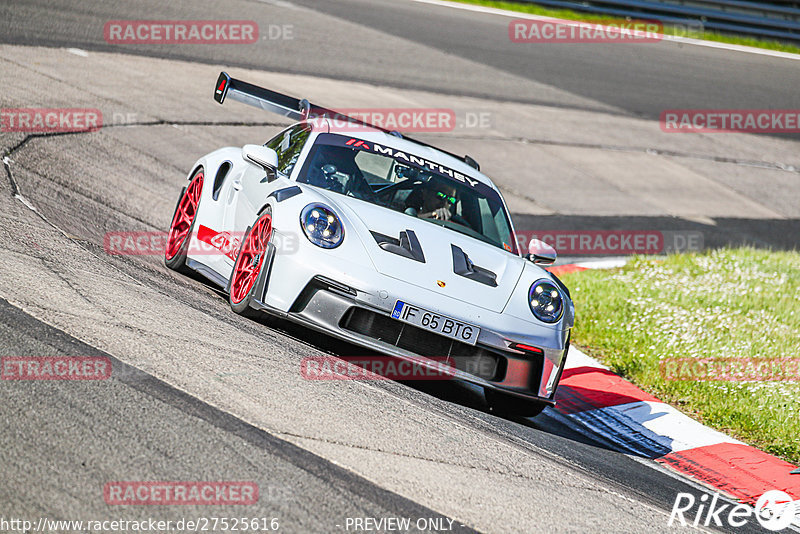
[265,125,311,178]
[265,127,290,153]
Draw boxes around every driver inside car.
[307,147,379,199]
[404,180,458,221]
[306,147,345,192]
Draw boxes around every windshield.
[297,134,517,253]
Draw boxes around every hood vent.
[371,229,426,263]
[451,244,497,287]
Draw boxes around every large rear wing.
[213,71,480,170]
[215,71,322,121]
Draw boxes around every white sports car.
[165,73,574,416]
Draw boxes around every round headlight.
[300,203,344,248]
[528,279,564,323]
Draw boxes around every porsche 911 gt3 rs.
[165,72,574,416]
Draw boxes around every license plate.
[391,301,480,345]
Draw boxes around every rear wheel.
[485,388,546,418]
[229,209,273,316]
[165,168,204,274]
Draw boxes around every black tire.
[165,168,204,275]
[228,207,272,318]
[485,388,546,418]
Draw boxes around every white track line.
[562,350,740,455]
[575,401,742,453]
[573,258,628,270]
[564,346,608,370]
[411,0,800,61]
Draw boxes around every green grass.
[451,0,800,54]
[560,248,800,464]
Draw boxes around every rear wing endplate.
[213,71,480,170]
[214,71,310,121]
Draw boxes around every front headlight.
[528,279,564,323]
[300,203,344,248]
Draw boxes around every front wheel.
[229,209,273,317]
[485,388,546,418]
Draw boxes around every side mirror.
[242,144,278,170]
[528,239,557,265]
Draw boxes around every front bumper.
[250,242,569,403]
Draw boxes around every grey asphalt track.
[0,0,796,532]
[3,0,800,118]
[0,298,473,533]
[1,0,796,250]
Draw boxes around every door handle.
[232,180,243,191]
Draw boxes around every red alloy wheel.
[166,171,203,261]
[230,214,273,304]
